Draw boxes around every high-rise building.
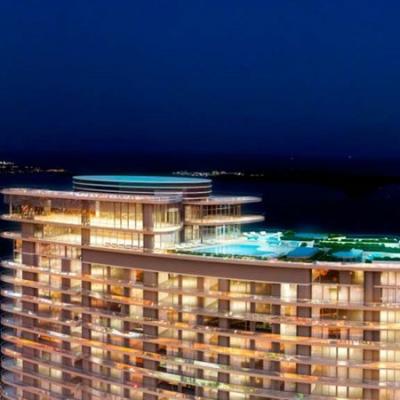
[1,175,399,400]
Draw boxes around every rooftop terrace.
[175,230,400,264]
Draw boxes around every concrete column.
[218,279,230,400]
[143,204,154,250]
[81,262,92,398]
[143,271,159,397]
[20,229,39,400]
[123,268,134,398]
[339,271,352,285]
[61,258,74,398]
[218,279,230,393]
[178,203,185,243]
[270,283,281,391]
[363,271,381,400]
[195,277,205,397]
[81,227,90,246]
[296,278,312,395]
[21,222,36,239]
[81,200,90,226]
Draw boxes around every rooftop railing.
[2,187,183,204]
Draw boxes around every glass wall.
[7,196,83,224]
[92,201,143,229]
[154,232,180,249]
[184,224,241,243]
[154,204,180,229]
[35,224,82,244]
[90,228,143,249]
[185,204,241,223]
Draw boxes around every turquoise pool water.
[366,251,400,260]
[194,242,291,258]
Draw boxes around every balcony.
[1,303,81,327]
[2,212,183,234]
[5,317,400,375]
[2,373,75,400]
[4,287,400,331]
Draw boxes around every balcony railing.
[3,303,396,353]
[4,318,400,375]
[2,343,398,395]
[2,288,399,331]
[1,213,182,234]
[2,187,182,204]
[184,215,264,226]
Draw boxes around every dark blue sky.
[1,1,400,160]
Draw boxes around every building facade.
[1,176,399,400]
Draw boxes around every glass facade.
[2,183,400,400]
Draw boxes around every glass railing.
[184,215,264,225]
[4,288,400,331]
[8,262,400,311]
[2,213,182,233]
[1,303,81,327]
[4,318,400,376]
[3,347,397,395]
[1,372,74,400]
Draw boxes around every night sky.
[1,1,400,163]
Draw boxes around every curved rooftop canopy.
[73,175,212,200]
[74,175,211,184]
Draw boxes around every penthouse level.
[1,175,400,400]
[2,177,262,250]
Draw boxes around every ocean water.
[212,178,400,235]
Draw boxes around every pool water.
[194,242,292,258]
[365,251,400,260]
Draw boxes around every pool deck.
[176,231,400,264]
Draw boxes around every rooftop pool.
[192,242,296,258]
[176,231,400,263]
